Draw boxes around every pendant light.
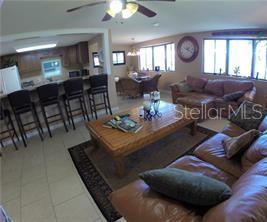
[127,38,140,57]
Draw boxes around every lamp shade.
[122,3,139,19]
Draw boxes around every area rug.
[68,126,216,222]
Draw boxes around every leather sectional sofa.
[110,117,267,222]
[170,76,256,118]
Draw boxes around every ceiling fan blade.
[136,3,157,17]
[67,1,106,13]
[102,13,113,22]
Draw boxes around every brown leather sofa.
[170,76,256,118]
[110,117,267,222]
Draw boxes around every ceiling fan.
[67,0,176,21]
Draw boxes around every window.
[113,51,126,65]
[204,39,227,74]
[255,40,267,80]
[41,58,61,78]
[139,43,175,72]
[228,40,253,77]
[92,52,100,68]
[204,38,267,80]
[140,47,153,71]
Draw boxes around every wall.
[131,31,267,105]
[88,34,104,75]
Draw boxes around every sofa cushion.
[223,91,245,102]
[169,156,237,186]
[139,168,232,206]
[176,94,216,108]
[110,155,236,222]
[242,133,267,171]
[222,129,260,159]
[186,76,208,93]
[203,158,267,222]
[259,116,267,132]
[178,81,192,93]
[110,180,203,222]
[229,101,267,131]
[223,80,254,95]
[204,80,224,96]
[221,123,246,137]
[193,133,243,177]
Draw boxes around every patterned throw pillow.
[178,81,192,93]
[229,101,267,131]
[223,129,260,159]
[223,91,245,102]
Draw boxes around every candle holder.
[152,99,162,118]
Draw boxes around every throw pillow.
[223,91,245,102]
[204,80,224,96]
[139,168,232,206]
[222,129,260,159]
[186,75,208,93]
[178,81,192,93]
[229,101,267,131]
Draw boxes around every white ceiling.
[1,0,267,48]
[0,33,96,56]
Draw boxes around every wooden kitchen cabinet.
[77,42,89,65]
[18,51,41,74]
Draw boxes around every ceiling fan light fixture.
[110,0,123,14]
[122,3,139,19]
[106,9,116,17]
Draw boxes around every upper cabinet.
[0,41,89,76]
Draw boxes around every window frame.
[139,43,176,72]
[41,57,62,79]
[112,51,126,66]
[203,38,267,81]
[92,52,100,68]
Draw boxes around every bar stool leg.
[67,99,76,130]
[88,94,94,119]
[106,91,112,115]
[41,105,52,138]
[33,105,44,134]
[91,94,98,119]
[79,97,86,120]
[57,101,68,133]
[82,95,90,121]
[15,114,27,147]
[5,117,18,150]
[31,109,43,141]
[9,115,20,142]
[63,100,71,126]
[103,93,109,115]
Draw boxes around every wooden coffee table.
[86,101,197,177]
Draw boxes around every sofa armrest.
[170,82,183,103]
[238,86,256,104]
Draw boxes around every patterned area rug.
[68,126,216,222]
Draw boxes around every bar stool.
[63,78,89,130]
[87,74,112,119]
[0,104,19,154]
[37,83,68,137]
[8,90,43,147]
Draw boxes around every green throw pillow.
[178,81,192,93]
[139,168,232,206]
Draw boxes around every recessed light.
[153,22,160,27]
[15,43,57,53]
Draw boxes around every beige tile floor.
[1,92,228,222]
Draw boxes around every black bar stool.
[0,104,19,154]
[87,74,112,119]
[37,83,68,137]
[8,90,43,147]
[63,78,89,130]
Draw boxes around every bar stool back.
[0,104,19,154]
[63,78,89,130]
[8,90,43,147]
[88,74,112,119]
[37,83,68,137]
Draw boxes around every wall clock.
[177,36,199,63]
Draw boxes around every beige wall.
[131,31,267,105]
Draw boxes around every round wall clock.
[177,36,199,63]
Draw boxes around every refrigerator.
[0,65,22,95]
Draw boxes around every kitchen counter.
[0,76,90,99]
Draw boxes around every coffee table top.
[86,101,195,157]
